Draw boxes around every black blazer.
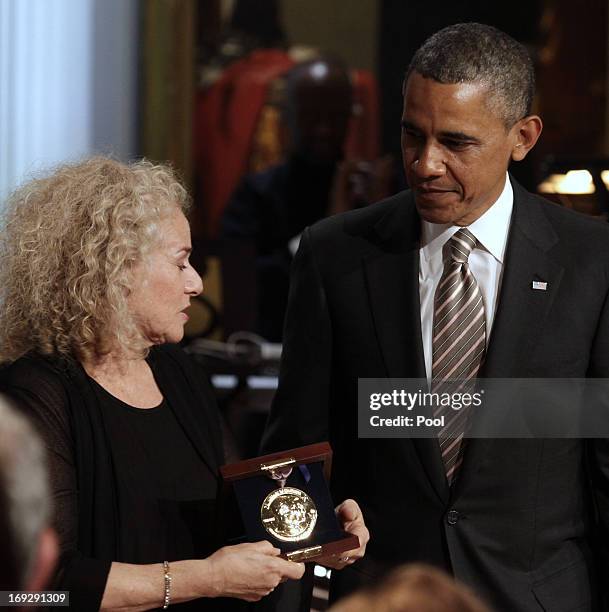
[262,179,609,612]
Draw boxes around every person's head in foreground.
[330,563,491,612]
[401,22,542,226]
[0,157,202,365]
[0,396,57,593]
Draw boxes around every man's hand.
[317,499,370,570]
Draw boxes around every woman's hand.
[317,498,370,570]
[206,541,305,601]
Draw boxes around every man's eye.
[444,140,470,150]
[403,132,424,147]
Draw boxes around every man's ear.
[26,527,58,592]
[511,115,543,162]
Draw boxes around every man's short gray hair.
[406,23,535,128]
[0,398,51,587]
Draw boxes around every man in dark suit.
[262,23,609,611]
[221,58,354,342]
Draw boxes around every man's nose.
[413,143,446,179]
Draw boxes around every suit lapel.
[363,193,450,504]
[482,182,562,378]
[453,180,563,499]
[364,198,425,381]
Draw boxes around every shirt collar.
[420,173,513,264]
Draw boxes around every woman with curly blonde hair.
[0,157,307,611]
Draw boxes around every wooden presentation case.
[219,442,359,562]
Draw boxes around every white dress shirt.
[419,174,514,381]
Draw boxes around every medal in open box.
[219,442,359,562]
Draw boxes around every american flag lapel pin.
[532,280,548,291]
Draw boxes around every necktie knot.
[445,228,477,264]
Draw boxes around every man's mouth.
[415,185,452,194]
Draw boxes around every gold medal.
[260,486,318,542]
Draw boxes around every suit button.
[447,509,459,525]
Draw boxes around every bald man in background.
[222,58,392,341]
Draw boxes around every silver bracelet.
[162,560,172,609]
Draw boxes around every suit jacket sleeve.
[220,176,262,241]
[586,286,609,594]
[261,227,332,453]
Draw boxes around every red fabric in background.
[346,69,380,162]
[193,50,295,238]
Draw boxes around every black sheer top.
[89,382,219,565]
[1,345,241,611]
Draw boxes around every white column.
[0,0,138,204]
[0,0,94,202]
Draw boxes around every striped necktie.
[431,228,486,484]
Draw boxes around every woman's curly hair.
[0,157,191,364]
